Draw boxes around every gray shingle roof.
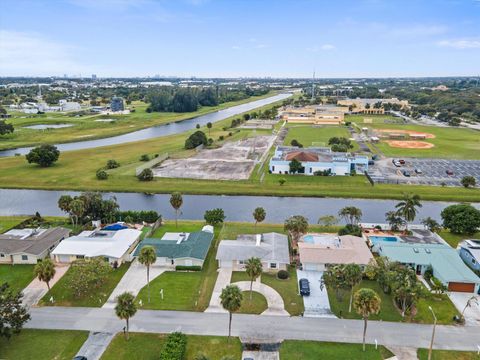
[0,227,70,256]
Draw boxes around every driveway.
[205,267,232,313]
[296,270,334,318]
[22,263,70,307]
[75,331,115,360]
[448,292,480,326]
[242,351,279,360]
[103,259,167,309]
[233,280,289,316]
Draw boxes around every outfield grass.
[101,333,242,360]
[0,93,275,150]
[284,124,359,151]
[417,349,480,360]
[280,340,394,360]
[439,230,480,248]
[0,329,88,360]
[39,262,130,307]
[0,98,478,201]
[327,280,459,324]
[0,264,36,294]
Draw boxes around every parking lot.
[368,158,480,186]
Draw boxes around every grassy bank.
[417,348,480,360]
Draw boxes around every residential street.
[26,307,480,351]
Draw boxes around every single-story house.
[0,227,70,264]
[133,225,214,268]
[269,146,369,176]
[51,227,142,264]
[376,242,480,294]
[298,234,374,272]
[458,239,480,273]
[216,232,290,271]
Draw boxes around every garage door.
[448,282,475,293]
[304,263,324,271]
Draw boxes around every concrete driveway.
[205,268,232,313]
[448,292,480,325]
[233,280,289,316]
[103,259,167,309]
[75,331,115,360]
[22,263,70,307]
[296,269,334,318]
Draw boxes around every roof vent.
[425,248,431,254]
[413,248,419,253]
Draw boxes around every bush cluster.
[277,269,289,280]
[175,265,202,271]
[115,210,160,223]
[159,332,187,360]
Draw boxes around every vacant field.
[0,93,274,150]
[284,124,359,151]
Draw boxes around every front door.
[416,264,422,275]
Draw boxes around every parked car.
[368,160,375,165]
[403,170,411,177]
[393,160,401,167]
[299,278,310,296]
[415,168,423,174]
[73,357,87,360]
[446,169,454,175]
[399,159,406,165]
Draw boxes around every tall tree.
[344,264,363,313]
[245,257,263,300]
[252,207,266,229]
[284,215,309,248]
[206,122,212,136]
[353,288,381,351]
[115,292,137,340]
[322,265,346,302]
[34,258,56,291]
[0,283,30,339]
[58,195,74,225]
[25,144,60,167]
[0,120,14,135]
[338,206,363,225]
[220,285,243,343]
[138,246,157,303]
[395,193,422,231]
[421,217,441,233]
[170,192,183,228]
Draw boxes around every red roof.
[285,151,319,162]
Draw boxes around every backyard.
[438,230,480,248]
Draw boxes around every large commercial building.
[337,98,409,114]
[269,146,369,176]
[110,96,124,112]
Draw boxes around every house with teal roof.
[133,225,214,268]
[376,242,480,294]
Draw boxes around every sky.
[0,0,479,78]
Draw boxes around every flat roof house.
[458,239,480,273]
[51,227,142,265]
[298,234,374,272]
[216,233,290,271]
[269,146,369,176]
[0,227,70,265]
[133,225,214,268]
[376,242,480,294]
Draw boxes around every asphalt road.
[27,307,480,351]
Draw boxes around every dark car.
[73,357,87,360]
[403,170,411,177]
[446,169,454,175]
[299,278,310,296]
[399,159,406,165]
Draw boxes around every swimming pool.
[369,235,398,244]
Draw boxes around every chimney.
[256,234,262,246]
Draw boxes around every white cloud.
[0,30,86,76]
[231,45,241,50]
[320,44,335,50]
[437,39,480,49]
[255,44,267,49]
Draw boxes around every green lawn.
[327,280,459,324]
[39,262,131,307]
[417,349,480,360]
[0,216,29,233]
[280,340,394,360]
[439,230,480,248]
[101,333,242,360]
[0,329,88,360]
[0,264,36,294]
[0,98,479,202]
[236,290,268,314]
[284,124,359,151]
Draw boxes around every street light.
[428,306,437,360]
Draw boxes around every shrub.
[277,269,289,280]
[159,332,187,360]
[25,144,60,167]
[96,169,108,180]
[441,204,480,234]
[218,135,224,141]
[115,210,160,223]
[424,265,433,281]
[185,130,207,149]
[338,224,362,237]
[175,265,202,271]
[279,178,286,186]
[106,159,120,169]
[140,154,150,162]
[204,208,225,225]
[137,168,154,181]
[314,169,331,176]
[290,139,303,148]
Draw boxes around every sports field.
[283,124,359,151]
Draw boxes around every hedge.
[175,265,202,272]
[115,210,160,223]
[159,332,187,360]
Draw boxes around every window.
[21,255,28,261]
[272,166,275,172]
[238,260,246,265]
[309,167,312,173]
[472,258,477,265]
[269,262,277,269]
[0,253,5,258]
[76,255,85,259]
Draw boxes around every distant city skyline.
[0,0,479,78]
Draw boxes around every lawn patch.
[0,264,36,294]
[236,290,268,314]
[0,216,29,233]
[439,230,480,248]
[0,329,88,360]
[417,348,480,360]
[284,124,359,151]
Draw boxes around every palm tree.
[395,193,422,231]
[34,258,56,291]
[344,263,363,313]
[252,207,266,230]
[115,292,137,340]
[353,288,381,351]
[245,257,263,300]
[220,285,243,343]
[138,246,157,303]
[284,215,309,248]
[385,211,405,232]
[338,206,363,225]
[170,192,183,228]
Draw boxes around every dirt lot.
[152,135,274,180]
[385,140,435,149]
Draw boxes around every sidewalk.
[205,268,232,313]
